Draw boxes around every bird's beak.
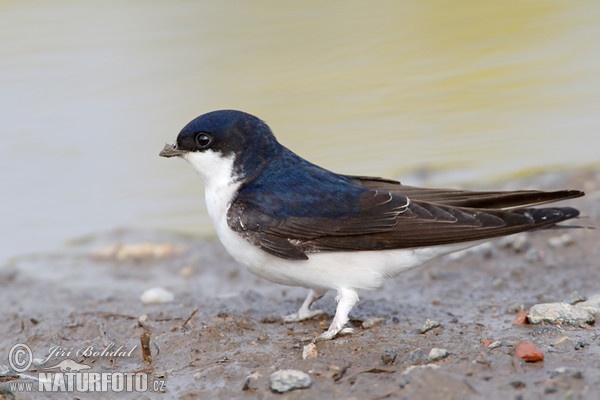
[159,143,186,158]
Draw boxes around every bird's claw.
[282,309,325,323]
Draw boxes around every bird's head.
[160,110,282,186]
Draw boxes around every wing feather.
[228,184,582,260]
[346,175,584,209]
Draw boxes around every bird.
[160,109,584,340]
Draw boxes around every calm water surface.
[1,1,599,261]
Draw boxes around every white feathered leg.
[318,288,359,340]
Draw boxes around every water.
[1,1,599,261]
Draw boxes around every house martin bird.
[160,110,584,340]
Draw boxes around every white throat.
[183,150,241,227]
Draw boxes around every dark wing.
[227,187,582,260]
[346,175,584,209]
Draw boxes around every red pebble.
[515,341,544,362]
[512,310,528,325]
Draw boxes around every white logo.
[4,343,165,393]
[8,344,32,373]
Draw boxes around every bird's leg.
[318,288,359,340]
[283,289,327,322]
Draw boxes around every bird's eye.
[195,133,213,149]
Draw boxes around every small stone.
[428,348,449,361]
[91,243,182,261]
[381,349,397,365]
[269,369,312,393]
[510,381,526,389]
[574,340,588,350]
[524,248,541,262]
[362,317,385,329]
[0,365,10,375]
[302,343,318,360]
[243,372,261,390]
[500,233,529,253]
[140,287,175,304]
[419,319,441,334]
[544,386,558,394]
[548,233,574,248]
[515,341,544,363]
[527,302,594,326]
[487,341,503,350]
[474,351,490,366]
[179,265,195,278]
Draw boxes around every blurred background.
[1,1,599,262]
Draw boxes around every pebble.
[140,287,175,304]
[515,341,544,363]
[510,381,526,389]
[91,243,182,261]
[179,265,195,278]
[512,310,528,325]
[524,248,542,262]
[381,349,397,365]
[527,302,594,326]
[269,369,312,393]
[428,348,449,361]
[362,317,386,329]
[547,233,574,248]
[302,343,318,360]
[574,340,589,350]
[486,341,503,350]
[419,319,441,334]
[500,233,530,253]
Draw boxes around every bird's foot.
[316,288,359,340]
[317,326,354,341]
[282,288,327,322]
[283,308,325,323]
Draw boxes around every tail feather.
[515,206,580,226]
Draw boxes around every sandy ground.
[0,168,599,400]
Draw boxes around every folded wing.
[227,181,583,260]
